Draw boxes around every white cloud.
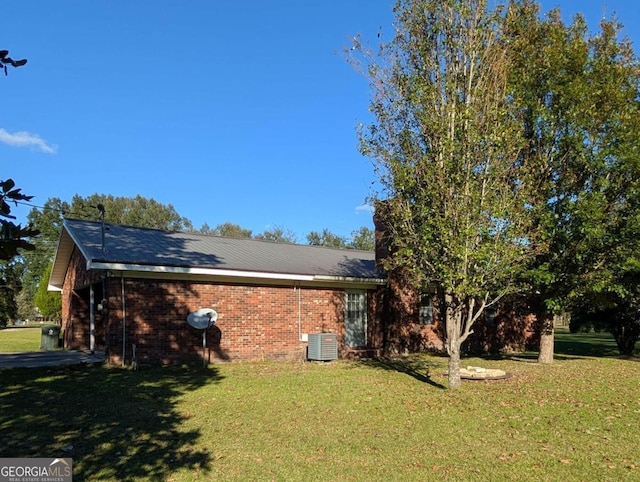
[355,203,374,214]
[0,128,57,154]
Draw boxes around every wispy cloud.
[0,128,57,154]
[355,203,374,214]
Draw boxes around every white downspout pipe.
[89,285,95,354]
[297,283,303,341]
[121,273,126,367]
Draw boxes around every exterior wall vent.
[307,333,338,361]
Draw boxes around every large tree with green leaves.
[349,0,543,388]
[349,227,375,251]
[307,229,348,248]
[505,1,640,361]
[34,262,61,320]
[201,222,253,238]
[254,226,297,243]
[307,227,375,250]
[64,194,193,232]
[0,260,23,326]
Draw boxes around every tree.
[255,226,297,243]
[0,260,22,327]
[208,222,253,238]
[349,0,542,388]
[65,194,193,231]
[0,179,39,260]
[307,229,347,248]
[505,2,640,362]
[34,262,61,320]
[306,227,375,250]
[349,226,375,251]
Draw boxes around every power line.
[13,200,104,221]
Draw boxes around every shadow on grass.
[0,363,223,480]
[357,356,447,390]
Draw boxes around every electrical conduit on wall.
[121,273,126,367]
[298,283,302,341]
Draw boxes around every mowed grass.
[0,326,41,352]
[0,329,638,481]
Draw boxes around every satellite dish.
[187,308,218,330]
[187,308,218,367]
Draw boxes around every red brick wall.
[372,268,537,355]
[58,249,387,366]
[100,279,351,364]
[101,279,365,365]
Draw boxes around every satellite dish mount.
[186,308,218,366]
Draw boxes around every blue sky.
[3,1,639,241]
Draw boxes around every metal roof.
[49,218,384,290]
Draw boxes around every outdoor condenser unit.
[307,333,338,361]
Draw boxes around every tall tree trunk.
[445,295,463,389]
[537,311,554,364]
[448,343,462,389]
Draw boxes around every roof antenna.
[97,204,106,252]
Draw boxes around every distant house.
[49,219,386,365]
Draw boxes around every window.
[419,296,434,325]
[484,306,497,326]
[345,291,367,347]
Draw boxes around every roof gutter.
[312,274,386,285]
[89,261,316,282]
[86,262,386,286]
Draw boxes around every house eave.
[85,262,384,288]
[91,261,314,281]
[312,274,386,285]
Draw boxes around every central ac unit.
[307,333,338,361]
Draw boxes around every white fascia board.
[89,262,315,282]
[48,284,63,292]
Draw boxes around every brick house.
[49,218,386,365]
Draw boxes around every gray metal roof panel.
[62,218,381,279]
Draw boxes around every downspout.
[121,273,126,367]
[89,285,95,354]
[102,272,109,359]
[297,283,303,341]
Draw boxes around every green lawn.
[0,329,638,481]
[0,326,42,352]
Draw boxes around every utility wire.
[13,200,104,221]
